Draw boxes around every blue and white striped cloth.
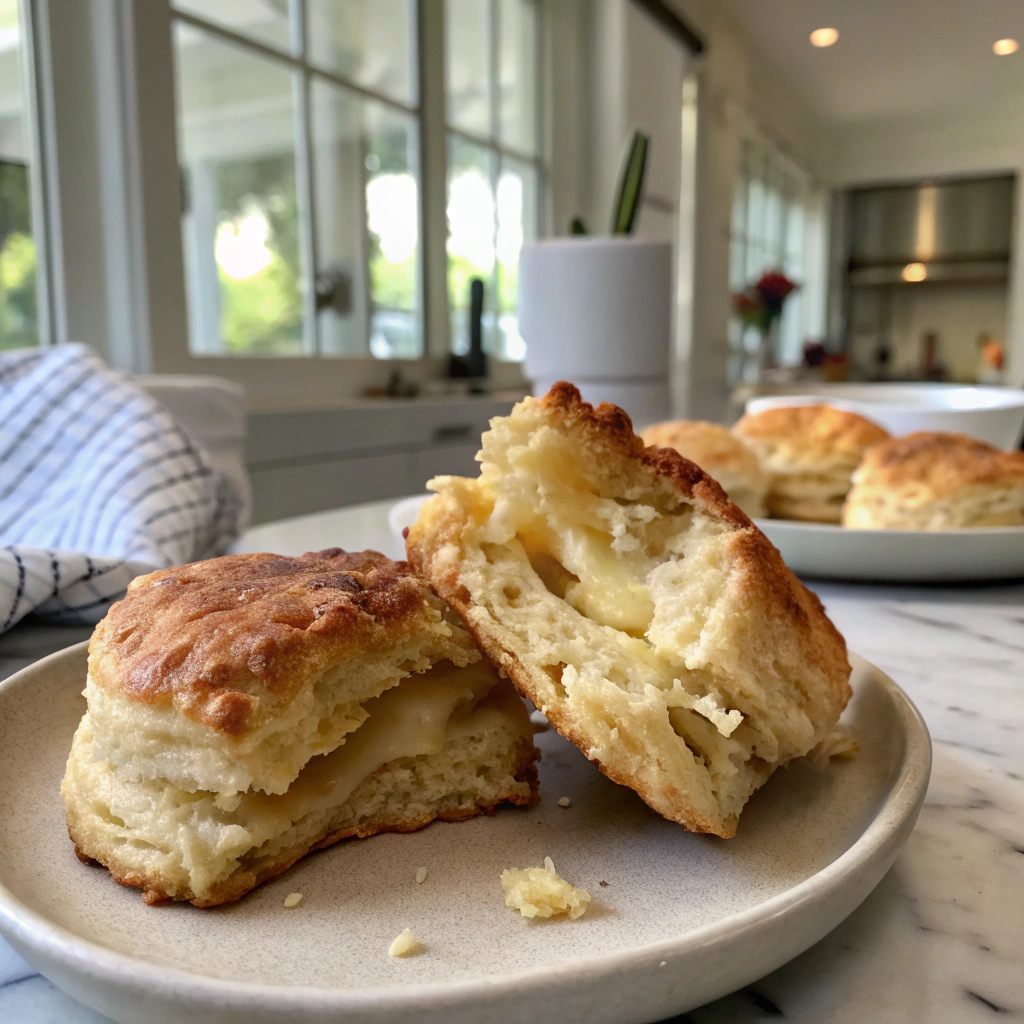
[0,344,244,633]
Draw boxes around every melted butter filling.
[232,658,498,824]
[492,488,744,739]
[86,657,507,890]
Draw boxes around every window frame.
[443,0,546,361]
[727,132,826,385]
[25,0,571,409]
[172,3,426,361]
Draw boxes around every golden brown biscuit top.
[852,431,1024,497]
[88,549,452,736]
[733,405,889,459]
[640,419,764,484]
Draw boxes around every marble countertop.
[1,502,1021,1023]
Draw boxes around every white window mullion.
[290,0,318,356]
[417,0,450,359]
[20,0,59,350]
[181,157,222,354]
[355,103,375,355]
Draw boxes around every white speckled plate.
[755,519,1024,583]
[0,643,929,1024]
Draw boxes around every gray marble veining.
[1,576,1021,1024]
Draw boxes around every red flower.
[733,270,797,331]
[756,271,797,309]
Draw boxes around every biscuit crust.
[408,383,852,837]
[89,549,459,738]
[733,405,889,464]
[843,431,1024,529]
[850,431,1024,497]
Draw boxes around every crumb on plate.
[283,892,303,908]
[415,866,428,884]
[388,928,421,958]
[557,796,571,808]
[500,856,590,920]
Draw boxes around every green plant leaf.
[611,131,650,235]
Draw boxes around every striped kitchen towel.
[0,344,245,633]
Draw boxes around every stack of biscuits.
[732,405,890,523]
[650,405,1023,532]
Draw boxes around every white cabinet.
[246,395,517,524]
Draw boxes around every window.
[445,0,541,361]
[173,1,422,359]
[171,0,542,364]
[728,136,825,385]
[0,0,41,352]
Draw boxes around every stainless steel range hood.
[847,175,1014,286]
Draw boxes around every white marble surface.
[1,500,1021,1023]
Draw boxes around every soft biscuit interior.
[64,658,531,904]
[423,412,833,834]
[85,622,467,798]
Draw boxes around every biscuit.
[733,405,890,523]
[407,384,851,838]
[62,550,538,906]
[641,420,768,518]
[842,431,1024,529]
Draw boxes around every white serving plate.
[0,643,929,1024]
[745,383,1024,449]
[388,492,431,543]
[756,519,1024,583]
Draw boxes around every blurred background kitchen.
[0,0,1021,523]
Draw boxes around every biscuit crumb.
[283,892,303,908]
[557,796,571,808]
[415,866,428,884]
[500,856,590,920]
[388,928,420,957]
[599,880,609,887]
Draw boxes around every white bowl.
[745,383,1024,448]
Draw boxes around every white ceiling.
[718,0,1024,128]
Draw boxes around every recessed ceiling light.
[810,27,839,48]
[902,262,927,283]
[993,38,1019,55]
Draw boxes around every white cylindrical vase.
[519,238,672,381]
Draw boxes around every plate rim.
[0,642,932,1016]
[754,518,1024,539]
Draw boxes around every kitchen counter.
[1,501,1021,1023]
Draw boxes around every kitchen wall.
[664,0,822,422]
[848,281,1008,381]
[815,116,1024,387]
